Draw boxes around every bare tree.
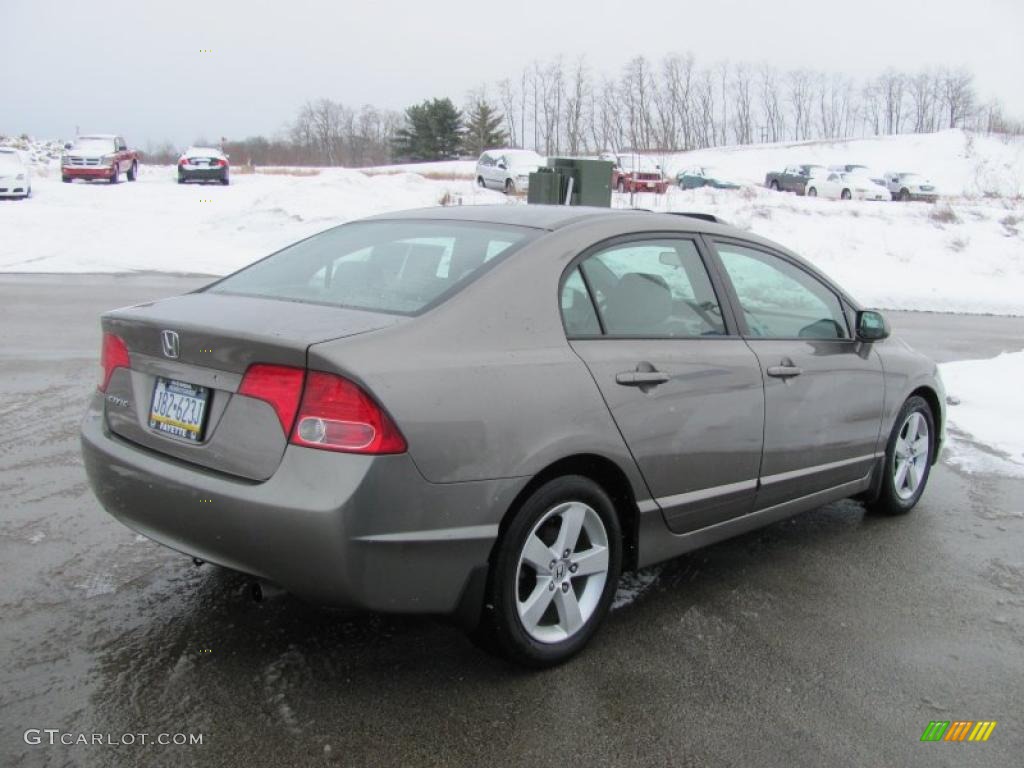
[940,67,975,128]
[497,78,519,146]
[760,64,785,142]
[563,57,590,155]
[908,69,939,133]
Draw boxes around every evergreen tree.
[392,98,464,161]
[462,100,507,155]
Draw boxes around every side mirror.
[497,161,506,170]
[64,142,72,150]
[856,310,889,342]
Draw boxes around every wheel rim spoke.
[519,580,555,631]
[571,545,608,577]
[894,458,910,491]
[893,411,929,500]
[554,587,584,635]
[553,503,585,556]
[521,533,555,573]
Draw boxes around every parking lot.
[0,274,1020,767]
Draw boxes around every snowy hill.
[0,130,1020,315]
[653,129,1024,199]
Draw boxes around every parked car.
[884,172,938,202]
[0,148,31,199]
[82,205,944,667]
[602,152,667,193]
[61,134,138,184]
[764,164,825,194]
[806,172,890,201]
[178,146,230,185]
[676,166,741,190]
[476,149,544,194]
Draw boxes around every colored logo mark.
[920,720,997,742]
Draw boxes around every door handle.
[616,371,670,386]
[766,365,803,378]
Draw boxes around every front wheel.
[479,475,622,667]
[476,175,485,188]
[770,180,780,191]
[807,186,817,197]
[127,161,138,181]
[841,188,852,200]
[868,396,935,516]
[62,175,71,183]
[504,179,515,195]
[899,188,910,201]
[110,164,120,184]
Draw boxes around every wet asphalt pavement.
[1,275,1022,768]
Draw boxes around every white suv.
[476,149,544,194]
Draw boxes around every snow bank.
[940,352,1024,478]
[0,165,505,275]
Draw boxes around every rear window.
[206,220,538,315]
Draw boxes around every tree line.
[143,55,1022,166]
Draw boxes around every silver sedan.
[82,205,944,666]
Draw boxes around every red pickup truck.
[62,134,139,184]
[601,152,667,194]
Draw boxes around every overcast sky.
[6,0,1023,146]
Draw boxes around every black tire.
[504,178,515,195]
[110,164,120,184]
[868,396,935,516]
[841,188,851,200]
[899,188,910,201]
[617,178,626,193]
[807,186,817,197]
[220,174,230,186]
[62,175,71,183]
[770,180,780,191]
[477,475,622,668]
[177,174,185,184]
[476,175,485,188]
[127,161,138,181]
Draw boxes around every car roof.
[365,204,761,239]
[78,134,117,139]
[184,146,224,155]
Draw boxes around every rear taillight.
[238,364,305,434]
[98,333,130,392]
[178,158,187,166]
[216,159,227,167]
[291,371,406,454]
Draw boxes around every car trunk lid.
[101,292,403,480]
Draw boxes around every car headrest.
[606,273,672,333]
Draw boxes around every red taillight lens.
[291,371,406,454]
[216,159,227,167]
[98,333,130,392]
[179,158,187,166]
[238,364,305,435]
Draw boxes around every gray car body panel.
[81,205,945,613]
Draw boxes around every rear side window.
[561,268,600,335]
[572,238,726,338]
[207,220,537,315]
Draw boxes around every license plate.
[149,378,209,442]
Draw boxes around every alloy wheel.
[893,411,930,500]
[515,501,609,643]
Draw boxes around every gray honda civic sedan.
[81,205,944,666]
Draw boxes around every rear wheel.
[127,161,138,181]
[841,188,852,200]
[899,188,910,201]
[770,180,780,191]
[221,174,230,186]
[62,175,71,183]
[504,178,515,195]
[476,175,485,188]
[868,396,935,516]
[807,186,817,197]
[479,475,622,667]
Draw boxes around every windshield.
[901,173,924,182]
[73,137,116,152]
[207,220,539,315]
[0,152,22,168]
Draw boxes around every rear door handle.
[615,371,670,386]
[766,365,803,378]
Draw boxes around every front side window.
[714,242,848,339]
[208,220,537,315]
[574,238,725,337]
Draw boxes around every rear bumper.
[179,167,228,181]
[63,166,114,179]
[628,179,666,193]
[81,393,526,613]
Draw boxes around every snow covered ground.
[940,351,1024,479]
